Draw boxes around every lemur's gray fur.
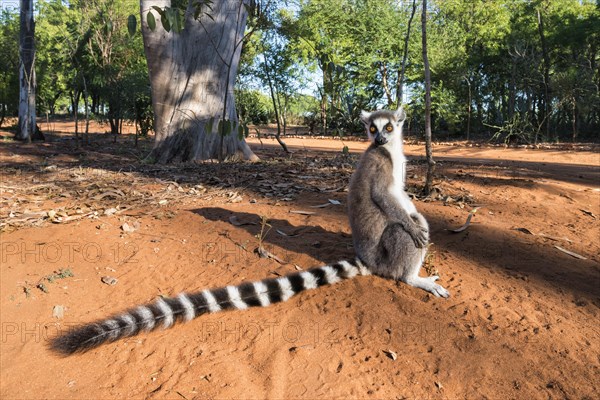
[50,107,447,356]
[348,107,449,298]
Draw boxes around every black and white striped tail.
[50,259,370,355]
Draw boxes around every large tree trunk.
[140,0,257,163]
[421,0,435,196]
[16,0,41,142]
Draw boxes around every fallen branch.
[256,246,285,264]
[448,207,480,233]
[554,246,587,260]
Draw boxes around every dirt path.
[1,129,599,399]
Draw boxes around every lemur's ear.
[394,107,406,123]
[360,110,372,125]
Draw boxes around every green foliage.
[218,119,233,137]
[287,94,320,124]
[31,0,150,136]
[235,0,599,140]
[237,121,250,140]
[1,0,597,142]
[409,82,464,135]
[149,6,184,33]
[235,89,274,124]
[127,15,137,37]
[422,0,600,140]
[146,11,156,30]
[45,268,75,283]
[35,0,79,115]
[0,10,19,124]
[205,117,214,135]
[281,0,417,133]
[134,92,153,136]
[145,0,214,34]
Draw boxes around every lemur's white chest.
[386,140,417,215]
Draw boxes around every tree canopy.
[0,0,598,144]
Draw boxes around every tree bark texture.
[421,0,435,195]
[17,0,41,142]
[140,0,257,163]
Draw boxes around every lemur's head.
[360,107,406,146]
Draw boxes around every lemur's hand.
[404,217,429,248]
[411,213,429,231]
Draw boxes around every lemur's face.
[360,108,406,146]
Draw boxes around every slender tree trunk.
[525,91,532,128]
[320,69,327,135]
[380,63,393,106]
[537,7,551,143]
[464,75,472,141]
[592,45,599,132]
[396,0,417,105]
[508,56,516,121]
[82,75,90,144]
[275,87,287,137]
[73,89,80,147]
[282,97,288,136]
[0,104,6,128]
[16,0,41,142]
[321,95,327,135]
[108,115,118,136]
[262,52,289,153]
[422,0,435,195]
[49,91,61,116]
[476,97,483,133]
[140,0,257,163]
[92,94,98,114]
[571,99,578,142]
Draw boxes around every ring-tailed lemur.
[50,106,448,356]
[348,107,449,298]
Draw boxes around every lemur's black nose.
[375,134,387,145]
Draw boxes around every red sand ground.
[1,122,599,399]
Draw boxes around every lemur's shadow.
[193,207,354,266]
[194,205,600,301]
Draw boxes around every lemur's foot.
[405,276,450,298]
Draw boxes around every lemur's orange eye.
[385,124,393,132]
[369,126,376,133]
